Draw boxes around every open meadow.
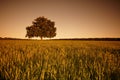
[0,40,120,80]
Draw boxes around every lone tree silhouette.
[26,16,56,40]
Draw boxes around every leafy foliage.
[26,16,56,39]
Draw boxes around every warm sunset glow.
[0,0,120,39]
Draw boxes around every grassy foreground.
[0,40,120,80]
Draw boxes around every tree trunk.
[40,36,43,40]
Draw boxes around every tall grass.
[0,40,120,80]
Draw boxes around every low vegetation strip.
[0,37,120,41]
[0,40,120,80]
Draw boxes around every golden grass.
[0,40,120,80]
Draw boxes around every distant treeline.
[0,37,120,41]
[0,37,23,40]
[53,38,120,41]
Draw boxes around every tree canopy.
[26,16,56,40]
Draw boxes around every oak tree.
[26,16,56,40]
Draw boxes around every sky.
[0,0,120,39]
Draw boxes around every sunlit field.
[0,40,120,80]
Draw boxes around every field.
[0,40,120,80]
